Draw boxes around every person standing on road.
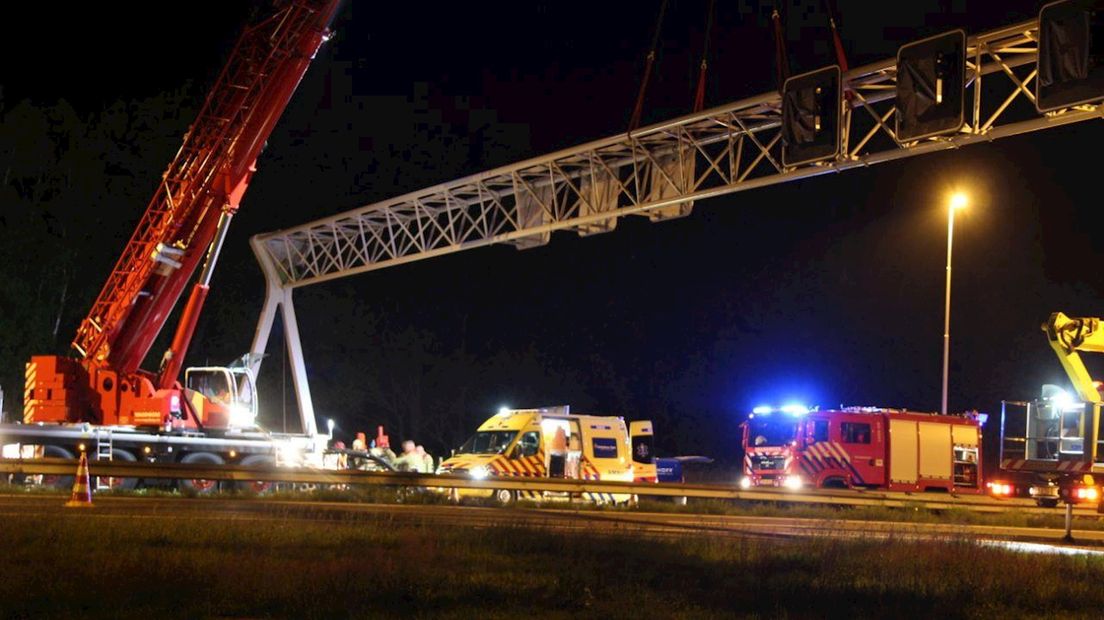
[393,440,419,471]
[415,445,434,473]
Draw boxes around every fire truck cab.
[740,406,983,493]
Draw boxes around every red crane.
[24,0,342,429]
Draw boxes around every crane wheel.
[494,488,516,504]
[236,455,277,494]
[178,452,225,495]
[41,446,75,490]
[100,449,139,491]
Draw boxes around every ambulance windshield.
[747,418,797,447]
[456,431,518,455]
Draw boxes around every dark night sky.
[3,1,1103,460]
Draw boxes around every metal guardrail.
[0,458,1095,516]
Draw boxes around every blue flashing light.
[977,413,988,426]
[780,404,808,415]
[752,406,772,415]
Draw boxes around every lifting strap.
[629,0,670,131]
[824,0,853,99]
[693,0,717,112]
[771,5,790,93]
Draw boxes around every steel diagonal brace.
[731,114,782,174]
[982,69,1037,132]
[628,137,690,196]
[848,90,897,156]
[586,151,638,205]
[548,160,598,217]
[511,171,557,224]
[736,131,782,183]
[989,50,1037,104]
[682,126,734,186]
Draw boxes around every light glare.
[781,404,808,415]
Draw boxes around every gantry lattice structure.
[248,17,1104,429]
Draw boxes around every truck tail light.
[988,482,1013,496]
[1074,486,1099,502]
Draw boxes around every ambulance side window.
[812,420,829,442]
[841,422,871,444]
[592,437,619,459]
[517,432,540,457]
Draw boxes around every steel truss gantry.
[248,17,1104,429]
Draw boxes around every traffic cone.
[64,451,93,508]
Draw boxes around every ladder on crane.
[94,427,114,491]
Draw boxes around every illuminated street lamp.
[942,192,968,415]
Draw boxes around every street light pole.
[942,193,967,415]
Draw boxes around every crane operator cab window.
[234,370,256,412]
[186,369,234,405]
[184,367,259,429]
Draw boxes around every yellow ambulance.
[438,406,656,503]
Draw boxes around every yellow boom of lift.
[1043,312,1104,464]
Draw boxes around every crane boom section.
[73,0,340,376]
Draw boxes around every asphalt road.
[3,493,1102,555]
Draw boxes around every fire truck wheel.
[494,488,516,504]
[237,455,277,494]
[102,449,139,491]
[42,445,75,490]
[178,452,225,495]
[1037,498,1059,508]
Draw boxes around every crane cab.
[184,366,258,430]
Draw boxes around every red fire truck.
[739,405,984,493]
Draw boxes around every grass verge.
[2,509,1104,618]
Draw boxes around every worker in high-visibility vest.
[393,440,419,472]
[415,445,434,473]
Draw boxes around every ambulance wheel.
[494,489,516,504]
[1037,498,1059,508]
[42,445,75,490]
